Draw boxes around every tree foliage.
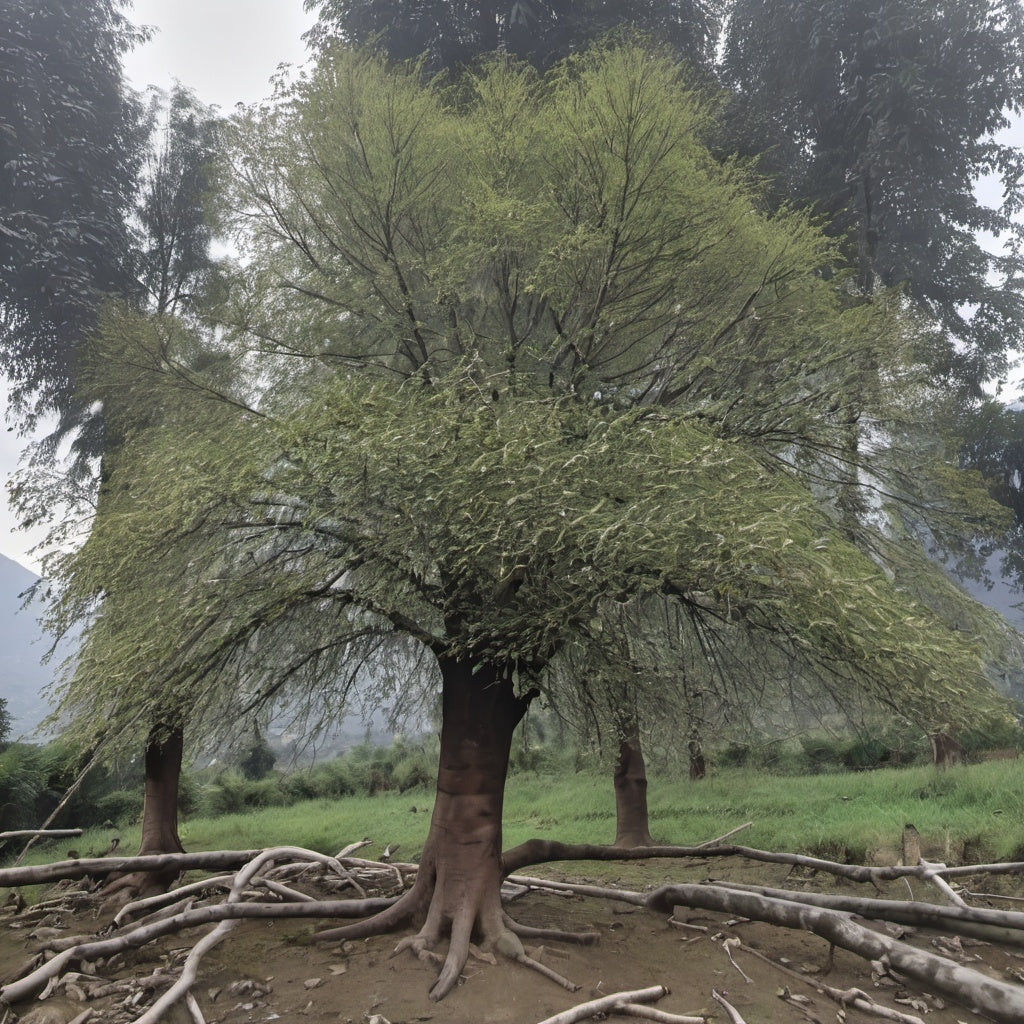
[133,84,223,320]
[0,0,147,437]
[304,0,724,71]
[723,0,1024,393]
[41,46,1012,763]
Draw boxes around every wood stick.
[711,989,747,1024]
[535,986,669,1024]
[919,859,969,908]
[739,942,926,1024]
[696,823,753,848]
[617,1005,706,1023]
[0,829,83,842]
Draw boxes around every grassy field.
[10,758,1024,870]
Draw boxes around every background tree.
[133,84,223,320]
[0,0,146,453]
[39,46,1014,998]
[303,0,723,71]
[722,0,1024,395]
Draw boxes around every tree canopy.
[40,45,1011,760]
[0,0,146,438]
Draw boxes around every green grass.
[9,759,1024,871]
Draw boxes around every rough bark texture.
[613,719,656,848]
[315,656,534,1000]
[105,724,185,898]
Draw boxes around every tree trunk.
[104,723,185,899]
[930,731,965,769]
[613,718,655,848]
[688,731,706,781]
[315,655,534,1000]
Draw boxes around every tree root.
[647,883,1024,1023]
[711,989,747,1024]
[739,940,927,1024]
[502,837,1024,886]
[0,851,262,889]
[535,985,688,1024]
[502,912,600,945]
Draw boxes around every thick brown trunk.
[104,724,185,899]
[613,719,655,848]
[139,723,185,856]
[316,656,535,1000]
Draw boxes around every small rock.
[367,1016,391,1024]
[328,964,348,976]
[207,987,221,1001]
[304,977,324,989]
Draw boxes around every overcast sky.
[0,1,314,572]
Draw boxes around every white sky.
[0,1,314,572]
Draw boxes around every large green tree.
[44,46,1010,997]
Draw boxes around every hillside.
[0,553,59,737]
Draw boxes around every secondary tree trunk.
[930,731,965,768]
[315,655,534,1000]
[105,723,185,898]
[613,717,655,848]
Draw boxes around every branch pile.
[4,838,1024,1023]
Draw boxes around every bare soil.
[5,855,1024,1024]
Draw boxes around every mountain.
[0,553,60,737]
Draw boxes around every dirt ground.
[5,855,1024,1024]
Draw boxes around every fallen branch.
[0,851,262,888]
[696,823,753,848]
[128,847,342,1024]
[3,894,396,1002]
[711,989,746,1024]
[616,1005,706,1023]
[535,985,672,1024]
[710,879,1024,948]
[919,859,969,908]
[0,829,83,843]
[739,941,926,1024]
[647,883,1024,1023]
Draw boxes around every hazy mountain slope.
[0,553,58,736]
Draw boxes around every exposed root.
[711,989,747,1024]
[535,985,671,1024]
[503,913,600,945]
[514,949,580,991]
[314,887,420,942]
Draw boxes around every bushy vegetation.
[13,757,1024,871]
[5,715,1021,838]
